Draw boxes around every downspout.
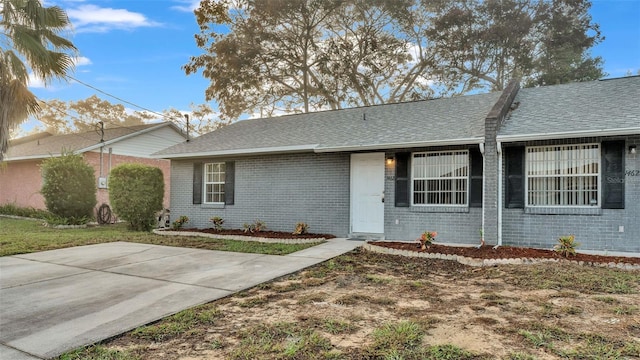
[479,142,486,248]
[108,147,112,175]
[99,146,104,177]
[98,121,105,177]
[496,141,503,248]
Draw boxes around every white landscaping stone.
[360,242,638,271]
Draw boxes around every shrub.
[0,203,52,220]
[243,223,255,233]
[417,231,437,248]
[243,219,266,233]
[293,222,309,235]
[554,235,579,257]
[172,215,189,230]
[109,164,164,231]
[254,219,266,232]
[40,152,96,225]
[210,216,224,230]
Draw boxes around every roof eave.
[314,138,485,153]
[497,127,640,143]
[3,153,65,162]
[154,144,319,159]
[77,122,186,153]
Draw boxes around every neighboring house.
[155,76,639,254]
[1,122,187,213]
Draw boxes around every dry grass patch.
[59,248,640,360]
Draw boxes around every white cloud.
[27,57,90,89]
[171,0,200,12]
[66,4,160,33]
[27,73,46,89]
[72,56,92,66]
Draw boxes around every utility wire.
[32,100,185,145]
[64,74,189,127]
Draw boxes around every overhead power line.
[34,99,187,145]
[64,74,188,127]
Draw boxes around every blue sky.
[25,0,640,132]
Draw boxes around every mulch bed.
[369,242,640,265]
[175,228,336,240]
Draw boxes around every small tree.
[40,152,96,224]
[109,164,164,231]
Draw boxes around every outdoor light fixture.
[386,156,395,165]
[630,145,637,155]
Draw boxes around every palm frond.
[1,78,40,160]
[0,0,77,161]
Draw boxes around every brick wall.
[171,149,482,242]
[383,150,483,245]
[84,152,172,209]
[484,80,520,246]
[0,153,172,212]
[0,160,45,208]
[501,135,640,253]
[170,152,351,236]
[168,135,639,253]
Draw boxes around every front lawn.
[60,249,640,360]
[0,218,321,256]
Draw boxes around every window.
[412,150,468,205]
[526,144,600,207]
[204,162,225,203]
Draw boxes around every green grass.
[502,263,640,294]
[238,295,270,308]
[593,296,620,304]
[480,292,509,306]
[516,321,638,359]
[612,305,638,315]
[370,321,424,353]
[422,344,479,360]
[364,273,393,284]
[362,322,484,359]
[322,319,358,334]
[58,345,139,360]
[131,307,221,341]
[228,322,332,360]
[507,352,538,360]
[0,203,52,220]
[0,218,321,256]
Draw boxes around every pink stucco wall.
[0,153,171,211]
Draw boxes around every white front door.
[350,152,385,234]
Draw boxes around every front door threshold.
[348,233,385,241]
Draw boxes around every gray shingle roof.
[6,123,174,160]
[499,76,640,139]
[156,91,502,158]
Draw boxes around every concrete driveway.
[0,239,360,359]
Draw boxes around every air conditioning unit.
[98,177,108,189]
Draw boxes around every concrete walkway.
[0,239,361,359]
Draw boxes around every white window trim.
[203,162,225,204]
[524,143,601,208]
[410,150,469,207]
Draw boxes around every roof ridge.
[599,74,640,81]
[9,132,54,145]
[239,90,502,123]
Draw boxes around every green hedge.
[40,153,96,224]
[109,163,164,231]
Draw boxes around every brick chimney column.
[483,80,520,245]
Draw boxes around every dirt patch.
[370,241,640,265]
[174,228,336,240]
[76,249,640,359]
